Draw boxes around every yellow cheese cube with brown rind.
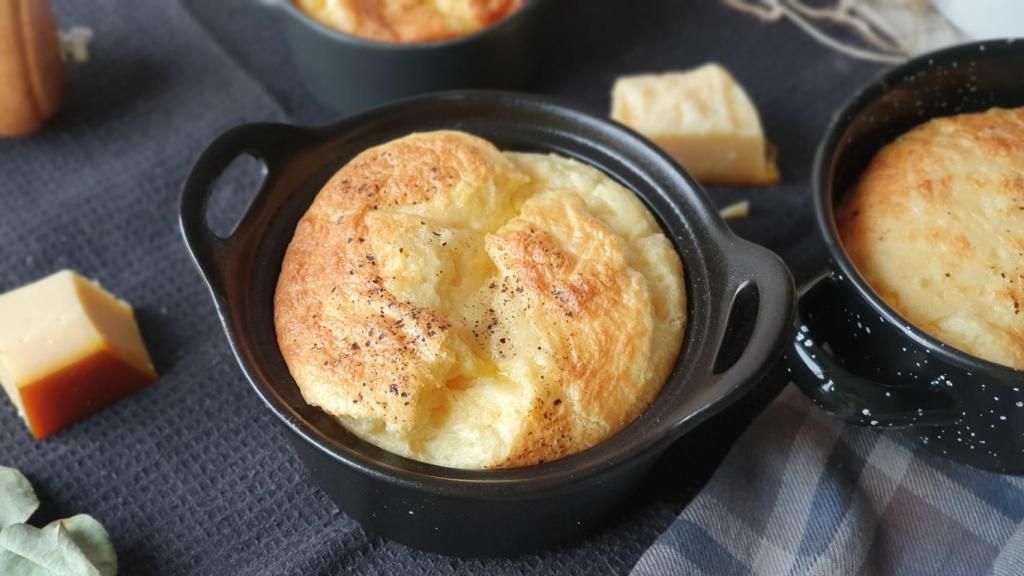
[0,270,157,438]
[611,63,779,186]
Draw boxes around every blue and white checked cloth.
[633,385,1024,576]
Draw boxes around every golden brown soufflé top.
[274,131,687,469]
[838,107,1024,370]
[292,0,524,43]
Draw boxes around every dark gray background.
[0,0,883,573]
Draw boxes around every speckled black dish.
[250,0,550,113]
[787,40,1024,474]
[179,91,794,555]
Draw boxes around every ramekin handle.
[701,240,796,409]
[786,271,960,428]
[178,122,308,294]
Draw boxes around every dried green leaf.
[55,516,116,576]
[0,467,39,529]
[0,548,51,576]
[0,515,116,576]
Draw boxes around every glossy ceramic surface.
[788,40,1024,474]
[180,91,794,554]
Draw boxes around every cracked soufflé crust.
[274,131,686,469]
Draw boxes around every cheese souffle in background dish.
[837,107,1024,370]
[273,131,686,469]
[292,0,524,43]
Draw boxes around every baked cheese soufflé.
[274,131,686,469]
[837,107,1024,370]
[292,0,524,43]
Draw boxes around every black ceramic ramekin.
[788,40,1024,474]
[249,0,550,113]
[179,91,794,555]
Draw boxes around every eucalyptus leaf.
[0,520,113,576]
[54,516,116,576]
[0,466,39,529]
[0,548,52,576]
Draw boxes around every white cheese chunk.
[611,63,779,186]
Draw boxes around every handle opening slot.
[713,282,760,375]
[204,153,268,239]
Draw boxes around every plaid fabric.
[632,386,1024,576]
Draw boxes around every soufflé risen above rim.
[273,131,686,469]
[838,107,1024,371]
[291,0,524,43]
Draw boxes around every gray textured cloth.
[0,1,300,574]
[632,387,1024,576]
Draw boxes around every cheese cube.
[611,63,779,186]
[0,270,157,438]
